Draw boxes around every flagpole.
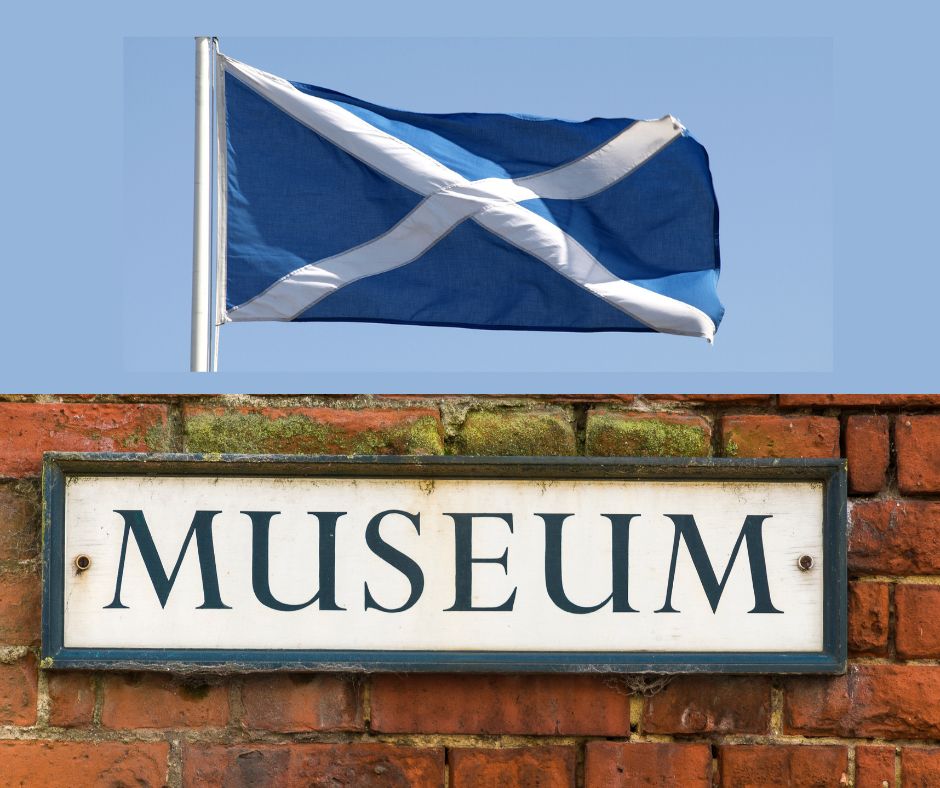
[190,36,213,372]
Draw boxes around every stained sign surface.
[42,454,846,673]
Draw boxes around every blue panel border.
[41,453,847,674]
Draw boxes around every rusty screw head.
[797,554,814,572]
[74,554,91,573]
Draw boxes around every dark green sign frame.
[41,453,847,674]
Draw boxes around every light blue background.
[127,37,831,376]
[2,2,936,392]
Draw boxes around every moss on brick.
[184,411,443,456]
[586,414,710,457]
[144,423,172,452]
[185,412,332,454]
[455,410,576,456]
[349,415,444,456]
[119,423,170,452]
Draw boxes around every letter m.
[656,514,782,614]
[105,510,230,610]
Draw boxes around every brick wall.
[1,394,939,787]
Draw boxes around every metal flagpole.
[190,36,213,372]
[211,37,225,373]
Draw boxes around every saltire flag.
[216,53,723,340]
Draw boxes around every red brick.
[0,652,37,725]
[849,500,940,575]
[450,746,575,788]
[183,742,443,787]
[896,584,940,659]
[896,416,940,493]
[0,569,40,645]
[645,394,773,403]
[456,408,577,456]
[785,665,940,738]
[0,481,38,560]
[0,741,168,787]
[585,411,712,456]
[585,742,711,787]
[183,405,444,455]
[643,675,771,734]
[101,672,229,729]
[721,415,840,458]
[855,746,895,788]
[846,415,890,493]
[718,745,847,787]
[47,671,96,727]
[779,395,940,407]
[0,403,169,477]
[903,748,940,787]
[371,674,630,736]
[848,581,890,656]
[240,673,363,732]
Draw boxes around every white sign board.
[42,455,846,673]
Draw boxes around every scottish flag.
[217,54,723,340]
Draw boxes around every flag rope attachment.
[190,36,213,372]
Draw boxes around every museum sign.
[41,454,846,673]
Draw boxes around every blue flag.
[217,54,723,340]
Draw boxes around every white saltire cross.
[221,56,716,340]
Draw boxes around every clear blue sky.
[3,2,938,392]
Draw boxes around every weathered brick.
[525,395,636,404]
[643,675,771,735]
[101,673,229,729]
[183,405,444,455]
[584,742,711,787]
[0,480,38,560]
[455,408,576,456]
[849,500,940,575]
[717,745,848,787]
[585,411,711,457]
[896,584,940,659]
[11,393,940,779]
[183,742,443,787]
[371,674,630,736]
[721,415,840,458]
[47,671,96,727]
[0,741,169,786]
[0,403,169,477]
[896,416,940,493]
[0,569,41,645]
[0,652,37,725]
[449,746,575,788]
[779,395,940,407]
[785,665,940,739]
[645,394,772,403]
[855,746,895,788]
[902,748,940,786]
[240,673,363,732]
[375,394,634,404]
[848,581,890,656]
[846,415,890,493]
